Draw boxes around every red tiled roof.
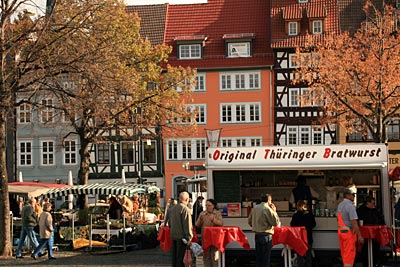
[126,4,168,45]
[271,0,339,48]
[283,6,303,20]
[165,0,273,69]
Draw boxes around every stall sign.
[207,144,387,168]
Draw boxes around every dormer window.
[228,42,250,58]
[298,0,308,3]
[312,20,323,34]
[288,22,299,36]
[179,44,201,59]
[174,35,207,60]
[223,33,255,58]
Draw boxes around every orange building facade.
[162,0,275,200]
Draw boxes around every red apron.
[337,213,357,266]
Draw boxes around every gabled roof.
[165,0,273,69]
[271,0,339,49]
[126,4,168,45]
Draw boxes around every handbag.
[183,247,193,267]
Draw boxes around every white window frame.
[166,138,207,160]
[299,0,308,3]
[220,71,261,91]
[179,44,201,59]
[289,88,300,106]
[220,102,261,124]
[313,20,323,34]
[193,73,206,92]
[288,126,298,145]
[227,42,251,58]
[63,139,78,165]
[40,98,55,123]
[300,126,311,145]
[288,22,298,36]
[289,54,298,68]
[312,126,323,145]
[18,140,33,166]
[18,102,32,124]
[41,140,55,166]
[220,137,262,147]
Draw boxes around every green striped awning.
[43,182,160,198]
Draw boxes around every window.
[313,20,323,34]
[312,126,323,145]
[289,89,300,106]
[18,103,31,124]
[41,140,55,166]
[300,127,311,145]
[186,104,207,124]
[289,54,298,68]
[40,99,54,123]
[220,72,261,91]
[166,138,206,160]
[227,42,251,57]
[143,140,157,164]
[194,73,206,92]
[220,103,261,123]
[97,144,110,165]
[179,44,201,59]
[288,127,298,145]
[64,139,77,165]
[18,141,32,166]
[121,142,134,165]
[288,22,298,36]
[388,120,400,141]
[220,137,262,147]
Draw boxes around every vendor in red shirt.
[195,198,223,267]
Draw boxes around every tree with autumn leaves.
[0,0,195,257]
[293,1,400,143]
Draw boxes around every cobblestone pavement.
[0,247,172,267]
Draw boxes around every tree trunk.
[0,112,12,257]
[77,135,90,208]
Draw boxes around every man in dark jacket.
[356,196,384,267]
[15,198,40,258]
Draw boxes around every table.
[359,225,394,267]
[157,226,199,252]
[272,226,308,267]
[202,226,250,267]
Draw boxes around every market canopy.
[9,182,71,198]
[43,181,160,198]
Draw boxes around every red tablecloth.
[157,226,199,252]
[202,226,250,254]
[272,226,308,256]
[359,225,394,247]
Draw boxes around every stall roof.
[43,182,160,198]
[9,182,70,198]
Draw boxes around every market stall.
[44,182,161,251]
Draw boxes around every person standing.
[195,198,223,267]
[169,191,193,267]
[248,194,280,267]
[192,196,204,235]
[164,198,178,227]
[31,202,55,260]
[15,198,40,258]
[290,176,319,210]
[290,200,316,267]
[336,188,364,267]
[356,196,384,267]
